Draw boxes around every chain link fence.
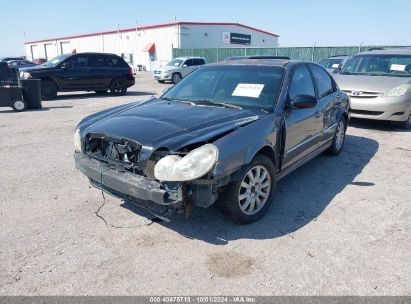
[173,45,411,63]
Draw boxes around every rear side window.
[309,64,334,98]
[288,65,315,100]
[89,55,106,68]
[193,59,205,65]
[107,55,129,68]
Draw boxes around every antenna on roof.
[173,14,177,22]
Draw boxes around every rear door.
[308,64,340,147]
[88,54,109,89]
[282,64,323,169]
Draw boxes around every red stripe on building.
[25,22,279,44]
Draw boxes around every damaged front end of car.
[74,132,225,219]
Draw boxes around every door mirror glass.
[182,64,188,68]
[61,62,69,69]
[291,95,317,109]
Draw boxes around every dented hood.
[81,99,264,150]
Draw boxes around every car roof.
[323,55,351,60]
[358,48,411,56]
[210,58,295,67]
[174,56,206,60]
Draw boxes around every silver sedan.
[334,49,411,129]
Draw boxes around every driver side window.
[288,65,315,100]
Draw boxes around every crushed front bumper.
[74,152,181,205]
[74,153,219,208]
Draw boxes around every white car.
[153,57,207,83]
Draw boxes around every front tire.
[41,80,58,100]
[12,99,27,112]
[172,73,182,84]
[220,154,276,224]
[397,112,411,129]
[110,77,128,96]
[326,117,347,155]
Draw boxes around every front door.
[58,54,92,90]
[282,64,323,169]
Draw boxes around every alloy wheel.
[335,120,345,151]
[238,165,271,216]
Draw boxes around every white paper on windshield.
[332,64,340,68]
[390,64,406,71]
[232,83,265,98]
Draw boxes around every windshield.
[319,58,344,69]
[340,54,411,77]
[41,54,71,67]
[166,59,184,67]
[162,65,285,109]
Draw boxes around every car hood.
[333,74,411,93]
[80,99,265,151]
[155,66,179,72]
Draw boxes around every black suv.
[19,53,135,100]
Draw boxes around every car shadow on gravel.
[121,134,379,245]
[349,118,411,132]
[53,91,157,101]
[0,105,73,113]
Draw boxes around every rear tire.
[41,80,58,100]
[220,154,276,224]
[12,99,27,112]
[110,77,128,96]
[326,117,347,155]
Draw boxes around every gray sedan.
[333,49,411,128]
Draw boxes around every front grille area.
[153,71,161,75]
[84,134,157,179]
[351,109,384,116]
[343,90,381,98]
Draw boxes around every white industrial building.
[24,22,279,71]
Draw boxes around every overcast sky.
[1,0,410,56]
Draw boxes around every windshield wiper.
[194,99,243,109]
[160,97,195,105]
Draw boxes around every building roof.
[25,22,279,44]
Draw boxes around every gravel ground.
[0,72,410,295]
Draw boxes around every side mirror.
[291,95,317,109]
[332,64,342,73]
[182,64,188,68]
[61,62,69,70]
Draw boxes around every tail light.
[130,67,134,77]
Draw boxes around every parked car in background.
[224,55,290,61]
[333,49,411,129]
[1,57,24,62]
[153,57,207,84]
[319,55,352,73]
[7,59,37,70]
[74,59,349,224]
[32,58,47,65]
[19,52,135,100]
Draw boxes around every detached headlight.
[154,144,218,181]
[386,84,411,97]
[19,71,32,79]
[73,129,82,152]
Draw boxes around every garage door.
[60,41,71,54]
[45,44,57,59]
[30,45,39,60]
